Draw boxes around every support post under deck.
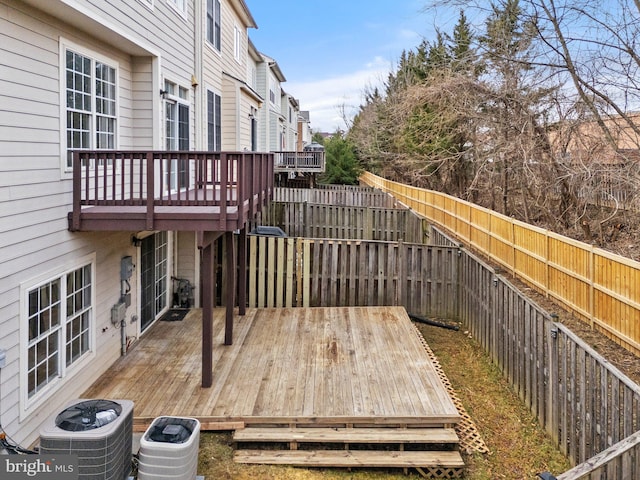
[201,241,214,388]
[224,231,236,345]
[238,227,247,316]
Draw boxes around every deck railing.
[70,150,273,230]
[273,151,325,173]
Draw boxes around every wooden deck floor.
[83,306,460,429]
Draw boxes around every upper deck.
[273,150,325,173]
[68,150,273,232]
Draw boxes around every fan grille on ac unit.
[39,399,134,480]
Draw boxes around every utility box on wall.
[111,302,127,325]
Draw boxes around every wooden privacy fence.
[246,235,458,319]
[457,238,640,478]
[361,171,640,357]
[245,228,640,477]
[254,201,427,243]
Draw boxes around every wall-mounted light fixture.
[131,235,143,247]
[191,75,199,88]
[160,89,168,99]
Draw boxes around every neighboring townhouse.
[199,0,261,153]
[246,38,264,151]
[0,0,272,448]
[254,52,287,152]
[298,110,313,151]
[282,91,300,152]
[553,113,640,165]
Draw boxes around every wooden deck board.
[233,426,460,444]
[82,306,460,426]
[234,450,465,468]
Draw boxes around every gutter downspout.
[121,319,127,356]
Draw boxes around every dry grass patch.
[418,323,571,479]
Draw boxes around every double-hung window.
[164,80,190,190]
[24,258,94,408]
[207,90,221,151]
[206,0,221,51]
[65,48,117,169]
[234,25,242,63]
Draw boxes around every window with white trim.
[164,80,190,189]
[26,262,93,401]
[164,81,189,151]
[234,25,242,63]
[207,89,221,151]
[168,0,186,14]
[206,0,221,51]
[65,48,117,169]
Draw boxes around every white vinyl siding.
[1,0,195,449]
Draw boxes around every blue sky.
[244,0,460,132]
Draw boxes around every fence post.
[303,239,311,307]
[398,239,405,308]
[455,244,463,321]
[511,218,517,277]
[545,230,550,298]
[589,245,595,328]
[304,201,309,238]
[547,314,560,444]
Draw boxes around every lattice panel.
[416,466,464,479]
[413,324,490,455]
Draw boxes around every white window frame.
[234,24,242,64]
[167,0,187,17]
[164,80,190,191]
[20,253,97,419]
[206,0,221,52]
[137,0,154,9]
[207,87,222,151]
[60,38,119,174]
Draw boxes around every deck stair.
[233,425,464,478]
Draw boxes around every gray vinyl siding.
[0,0,196,447]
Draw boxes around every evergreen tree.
[320,134,362,185]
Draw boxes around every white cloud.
[287,57,392,132]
